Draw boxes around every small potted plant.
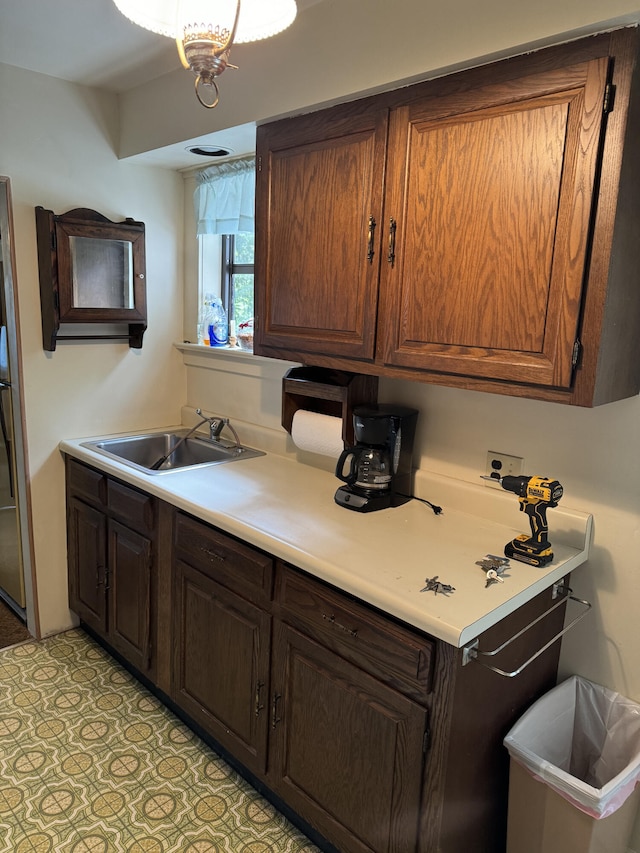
[237,319,254,351]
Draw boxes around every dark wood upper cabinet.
[255,101,388,361]
[378,57,608,388]
[255,29,640,406]
[36,206,147,351]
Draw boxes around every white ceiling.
[0,0,176,92]
[0,0,323,91]
[0,0,324,168]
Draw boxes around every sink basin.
[82,430,265,474]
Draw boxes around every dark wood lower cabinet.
[68,496,107,635]
[66,464,567,853]
[171,558,272,777]
[169,520,430,853]
[108,519,153,673]
[269,621,427,853]
[66,458,156,680]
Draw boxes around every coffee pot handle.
[335,448,360,485]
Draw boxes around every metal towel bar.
[461,582,591,678]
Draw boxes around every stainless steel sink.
[82,430,265,474]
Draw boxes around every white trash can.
[503,675,640,853]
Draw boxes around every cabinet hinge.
[257,155,263,173]
[571,339,582,369]
[423,726,431,755]
[603,83,615,114]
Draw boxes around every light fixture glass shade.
[112,0,297,43]
[234,0,297,43]
[113,0,178,38]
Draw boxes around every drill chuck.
[499,474,563,505]
[499,475,530,497]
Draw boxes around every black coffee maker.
[334,405,418,512]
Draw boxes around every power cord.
[397,494,443,515]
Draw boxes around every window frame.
[220,233,254,325]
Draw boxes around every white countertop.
[60,431,592,648]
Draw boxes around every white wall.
[0,62,186,637]
[118,0,640,159]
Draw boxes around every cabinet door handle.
[271,693,282,729]
[322,613,358,638]
[201,547,226,563]
[387,218,397,267]
[254,681,265,717]
[367,215,376,264]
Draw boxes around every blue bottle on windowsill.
[207,298,229,347]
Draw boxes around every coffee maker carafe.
[335,405,418,512]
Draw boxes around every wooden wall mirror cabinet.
[36,206,147,351]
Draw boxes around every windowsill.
[175,341,261,361]
[174,341,300,377]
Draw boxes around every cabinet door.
[172,560,271,776]
[378,57,610,388]
[255,102,388,361]
[270,622,427,853]
[108,520,153,676]
[67,497,107,635]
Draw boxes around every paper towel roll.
[290,410,344,458]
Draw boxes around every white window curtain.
[194,157,256,236]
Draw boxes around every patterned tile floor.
[0,629,320,853]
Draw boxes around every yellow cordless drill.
[490,474,563,567]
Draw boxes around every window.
[194,157,256,345]
[198,231,254,342]
[221,232,254,328]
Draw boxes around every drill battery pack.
[505,534,554,567]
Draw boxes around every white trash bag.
[504,675,640,819]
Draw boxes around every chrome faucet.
[196,409,242,451]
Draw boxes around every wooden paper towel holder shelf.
[282,367,378,446]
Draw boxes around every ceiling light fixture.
[113,1,297,109]
[187,145,233,156]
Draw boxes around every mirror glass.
[69,236,134,309]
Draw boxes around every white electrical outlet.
[485,451,524,487]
